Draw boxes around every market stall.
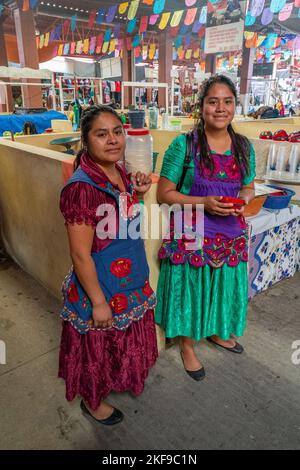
[248,206,300,299]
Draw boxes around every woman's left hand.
[132,172,152,194]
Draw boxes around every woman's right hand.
[203,196,235,216]
[92,302,113,329]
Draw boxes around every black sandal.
[206,337,244,354]
[80,400,124,426]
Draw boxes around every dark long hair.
[73,104,123,170]
[196,74,250,177]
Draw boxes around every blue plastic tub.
[263,185,295,210]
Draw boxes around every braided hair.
[196,74,250,177]
[74,104,123,170]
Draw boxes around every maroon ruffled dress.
[59,153,158,410]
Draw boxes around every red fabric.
[60,153,130,252]
[58,310,158,410]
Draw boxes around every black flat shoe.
[180,352,206,381]
[206,337,244,354]
[80,400,124,426]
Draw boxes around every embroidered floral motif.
[110,258,132,278]
[142,280,154,297]
[158,232,248,269]
[61,270,156,333]
[68,283,79,303]
[109,293,129,314]
[200,155,242,183]
[61,293,157,334]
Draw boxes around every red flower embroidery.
[68,283,79,303]
[190,254,204,267]
[109,293,128,314]
[242,250,249,262]
[224,160,241,180]
[234,238,246,253]
[228,254,239,266]
[203,237,213,246]
[215,233,226,246]
[110,258,132,278]
[142,280,153,297]
[225,239,234,248]
[170,252,185,265]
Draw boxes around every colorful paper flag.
[170,10,184,27]
[71,15,77,32]
[149,14,159,25]
[159,12,170,30]
[63,43,70,55]
[88,10,97,29]
[106,5,117,23]
[102,41,109,54]
[128,0,140,20]
[139,16,149,33]
[96,8,105,25]
[184,8,197,26]
[119,2,129,14]
[153,0,165,15]
[127,18,137,33]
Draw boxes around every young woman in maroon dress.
[59,105,157,425]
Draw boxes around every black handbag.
[177,131,194,192]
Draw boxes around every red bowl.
[221,196,246,207]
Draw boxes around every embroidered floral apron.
[61,168,156,334]
[158,142,248,269]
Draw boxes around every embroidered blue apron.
[61,168,156,334]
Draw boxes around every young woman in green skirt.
[155,75,256,381]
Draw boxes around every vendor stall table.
[247,206,300,299]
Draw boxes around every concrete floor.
[0,252,300,450]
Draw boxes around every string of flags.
[244,32,299,49]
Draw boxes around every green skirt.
[155,261,248,341]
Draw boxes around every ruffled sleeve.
[60,182,106,227]
[242,143,256,185]
[160,134,187,185]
